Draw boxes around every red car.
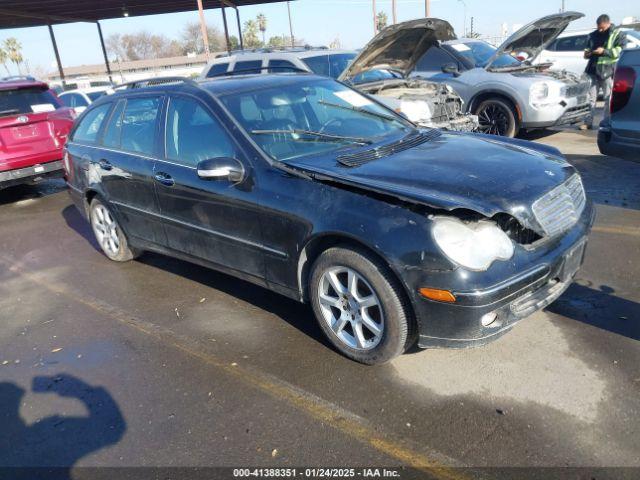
[0,78,75,190]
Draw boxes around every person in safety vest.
[582,14,627,129]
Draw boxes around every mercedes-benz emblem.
[17,115,29,123]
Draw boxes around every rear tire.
[89,198,139,262]
[474,98,519,137]
[309,246,412,365]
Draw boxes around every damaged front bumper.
[407,205,594,349]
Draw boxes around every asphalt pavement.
[0,126,638,480]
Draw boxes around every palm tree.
[376,11,388,32]
[243,20,261,49]
[256,14,267,46]
[0,47,10,76]
[3,38,23,75]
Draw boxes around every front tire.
[89,198,139,262]
[309,246,412,365]
[474,98,519,137]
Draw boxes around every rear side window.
[207,62,229,77]
[268,59,298,73]
[233,60,263,75]
[551,35,589,52]
[72,103,111,143]
[120,97,161,155]
[165,96,237,167]
[101,100,126,148]
[0,87,61,116]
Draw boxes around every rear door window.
[207,62,230,77]
[101,100,126,148]
[120,96,162,155]
[233,60,263,75]
[72,103,112,143]
[268,59,298,73]
[0,87,61,116]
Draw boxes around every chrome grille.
[532,174,586,237]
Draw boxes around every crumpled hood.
[285,132,576,231]
[487,12,584,69]
[339,18,456,81]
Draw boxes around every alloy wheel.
[91,204,121,256]
[317,267,384,350]
[477,102,511,136]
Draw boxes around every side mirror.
[441,63,460,76]
[197,157,245,183]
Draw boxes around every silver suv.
[398,13,592,137]
[200,48,356,79]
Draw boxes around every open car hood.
[339,18,456,81]
[486,12,584,69]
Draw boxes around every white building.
[46,53,215,88]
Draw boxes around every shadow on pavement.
[0,374,126,479]
[0,179,66,207]
[62,204,101,251]
[549,283,640,341]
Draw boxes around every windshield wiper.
[0,109,20,117]
[318,100,399,123]
[250,128,372,145]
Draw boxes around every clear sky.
[0,0,637,75]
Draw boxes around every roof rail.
[206,65,310,78]
[113,76,199,91]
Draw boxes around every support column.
[235,6,244,50]
[221,1,230,53]
[287,1,294,47]
[425,0,430,17]
[47,23,65,87]
[96,21,113,83]
[197,0,211,59]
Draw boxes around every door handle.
[154,172,175,187]
[98,159,112,171]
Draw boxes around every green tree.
[267,36,285,48]
[256,13,267,46]
[376,11,388,32]
[242,20,261,49]
[229,36,240,51]
[3,38,23,74]
[0,47,10,75]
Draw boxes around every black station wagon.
[64,74,593,364]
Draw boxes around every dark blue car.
[64,74,593,364]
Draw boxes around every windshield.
[302,53,357,79]
[220,78,413,162]
[449,41,522,69]
[625,30,640,42]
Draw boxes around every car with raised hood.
[339,20,478,132]
[65,75,592,364]
[1,78,75,190]
[385,14,591,137]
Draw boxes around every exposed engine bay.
[358,78,479,132]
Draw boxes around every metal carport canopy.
[0,1,290,29]
[0,0,295,86]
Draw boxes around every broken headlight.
[432,217,514,271]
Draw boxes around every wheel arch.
[468,90,522,123]
[296,232,411,307]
